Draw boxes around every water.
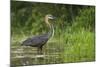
[11,39,95,66]
[11,42,64,66]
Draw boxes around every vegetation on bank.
[11,1,95,65]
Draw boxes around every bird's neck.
[48,24,54,39]
[45,17,54,38]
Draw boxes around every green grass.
[11,2,95,66]
[11,29,95,66]
[62,30,95,62]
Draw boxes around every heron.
[21,14,55,54]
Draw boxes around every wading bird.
[21,14,55,54]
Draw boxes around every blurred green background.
[11,1,95,66]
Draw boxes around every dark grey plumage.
[21,14,55,54]
[21,33,49,50]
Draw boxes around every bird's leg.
[37,48,40,55]
[37,47,43,55]
[40,47,43,54]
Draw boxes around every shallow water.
[11,40,95,66]
[11,42,65,66]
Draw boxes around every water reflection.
[11,42,64,66]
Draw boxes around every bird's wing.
[31,34,49,45]
[22,33,49,47]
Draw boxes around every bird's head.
[45,14,56,26]
[46,14,56,20]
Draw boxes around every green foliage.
[11,1,95,65]
[71,6,95,32]
[62,30,95,62]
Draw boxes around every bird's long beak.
[52,16,56,19]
